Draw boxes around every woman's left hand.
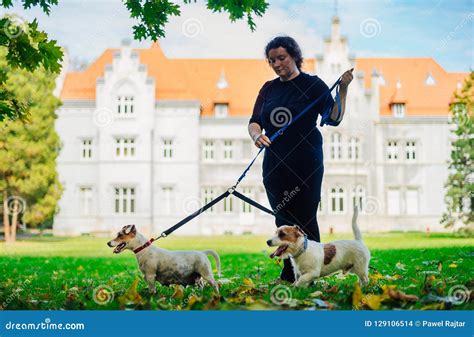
[340,68,354,89]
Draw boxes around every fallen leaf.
[118,278,144,307]
[369,272,384,282]
[327,285,338,293]
[448,263,458,268]
[395,262,406,271]
[437,261,443,272]
[352,283,363,308]
[171,285,184,300]
[309,290,323,298]
[243,278,254,286]
[421,302,445,310]
[385,286,418,302]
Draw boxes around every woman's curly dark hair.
[264,36,303,70]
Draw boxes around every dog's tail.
[203,250,221,277]
[352,205,363,241]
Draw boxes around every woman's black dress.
[249,72,339,281]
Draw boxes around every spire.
[331,0,341,40]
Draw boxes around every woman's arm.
[329,68,353,124]
[248,122,271,148]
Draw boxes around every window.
[348,137,360,161]
[405,141,416,161]
[202,187,216,213]
[214,103,228,118]
[163,139,173,159]
[81,139,93,159]
[387,189,400,215]
[202,140,215,161]
[242,187,253,213]
[352,185,366,212]
[330,133,342,160]
[114,187,135,214]
[392,103,405,118]
[223,140,233,160]
[329,186,345,214]
[425,74,436,86]
[79,187,93,216]
[223,196,234,213]
[406,189,418,215]
[162,186,173,214]
[117,95,135,116]
[387,140,399,161]
[115,138,136,158]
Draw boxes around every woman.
[248,36,353,282]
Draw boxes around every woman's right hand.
[253,133,272,148]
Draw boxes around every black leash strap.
[158,190,230,238]
[231,190,294,225]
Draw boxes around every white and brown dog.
[267,207,370,287]
[107,225,221,293]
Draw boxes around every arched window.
[330,133,342,160]
[329,186,345,214]
[348,137,360,160]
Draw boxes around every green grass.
[0,234,472,310]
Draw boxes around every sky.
[1,0,472,72]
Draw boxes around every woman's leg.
[263,178,296,283]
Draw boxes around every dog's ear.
[123,225,134,235]
[130,224,136,234]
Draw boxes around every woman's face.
[267,47,298,79]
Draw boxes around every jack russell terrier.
[267,207,370,287]
[107,225,221,293]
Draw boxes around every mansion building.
[53,16,468,236]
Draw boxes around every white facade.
[53,20,457,236]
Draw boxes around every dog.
[266,206,370,287]
[107,225,221,294]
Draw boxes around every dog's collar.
[133,238,155,254]
[291,235,308,259]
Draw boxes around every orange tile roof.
[60,42,469,117]
[355,58,468,116]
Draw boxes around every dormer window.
[392,103,405,118]
[117,95,134,115]
[214,103,228,118]
[425,73,436,86]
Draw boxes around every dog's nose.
[107,241,113,247]
[266,239,272,247]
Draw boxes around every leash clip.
[227,185,237,194]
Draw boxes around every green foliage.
[441,71,474,232]
[0,14,63,121]
[126,0,269,41]
[0,49,62,227]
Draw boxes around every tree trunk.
[10,198,18,242]
[3,192,11,243]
